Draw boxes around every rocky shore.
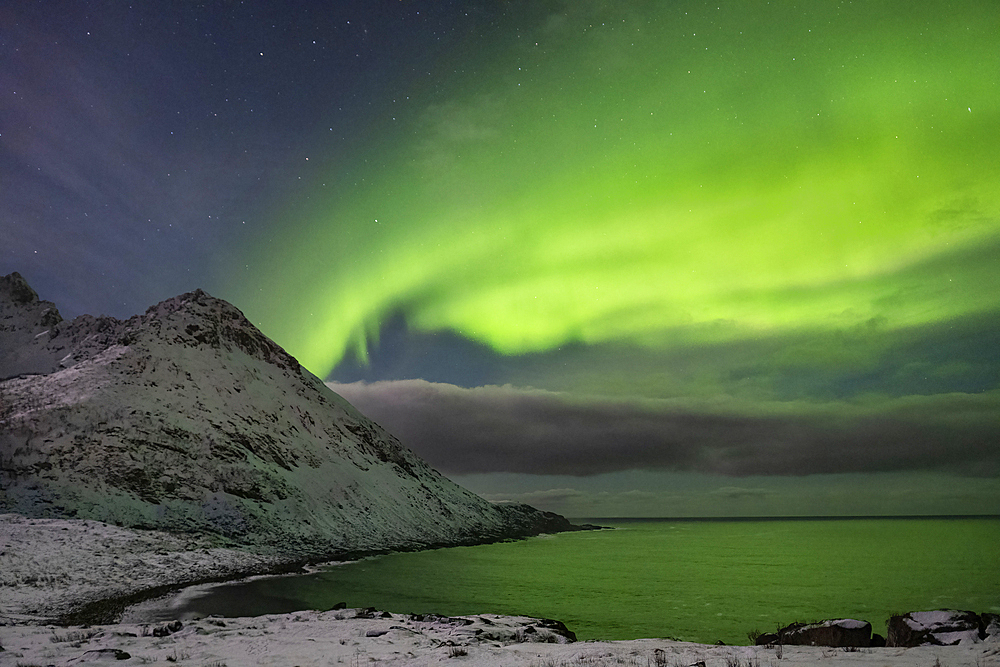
[754,613,1000,649]
[3,607,999,667]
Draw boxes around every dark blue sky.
[1,0,514,321]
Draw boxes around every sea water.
[172,517,1000,645]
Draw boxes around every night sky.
[3,1,998,517]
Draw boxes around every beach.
[3,514,998,666]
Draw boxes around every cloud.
[455,471,1000,517]
[329,380,1000,478]
[481,488,588,506]
[708,487,773,499]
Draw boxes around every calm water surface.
[174,518,1000,645]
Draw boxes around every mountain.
[0,272,574,555]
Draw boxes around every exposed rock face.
[886,610,987,647]
[755,619,872,648]
[984,613,1000,641]
[0,272,68,378]
[0,273,578,555]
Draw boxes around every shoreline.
[0,513,592,626]
[2,514,998,666]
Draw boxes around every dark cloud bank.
[330,380,999,478]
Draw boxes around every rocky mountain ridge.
[0,272,576,555]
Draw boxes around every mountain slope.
[0,272,572,555]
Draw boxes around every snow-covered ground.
[3,514,999,667]
[3,607,999,666]
[0,514,283,623]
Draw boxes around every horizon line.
[570,514,1000,522]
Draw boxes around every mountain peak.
[0,271,41,305]
[1,272,577,554]
[137,287,301,373]
[1,273,66,378]
[0,276,298,378]
[0,271,64,326]
[144,288,231,318]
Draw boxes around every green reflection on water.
[186,518,1000,645]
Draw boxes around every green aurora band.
[229,1,999,388]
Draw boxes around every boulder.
[754,632,780,646]
[150,620,183,637]
[983,613,1000,641]
[756,619,871,647]
[535,618,577,642]
[785,619,872,647]
[887,610,983,647]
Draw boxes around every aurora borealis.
[4,1,999,516]
[235,1,998,380]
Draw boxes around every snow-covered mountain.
[0,272,574,555]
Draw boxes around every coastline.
[2,514,998,666]
[0,513,588,626]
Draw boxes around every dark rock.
[0,272,40,305]
[151,619,183,637]
[76,648,131,660]
[982,613,1000,640]
[771,619,872,647]
[329,602,347,611]
[887,610,983,647]
[355,607,380,619]
[408,613,439,622]
[535,618,577,642]
[754,632,780,646]
[870,633,886,647]
[408,613,473,626]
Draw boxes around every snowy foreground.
[7,610,1000,667]
[3,515,999,667]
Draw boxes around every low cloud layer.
[461,471,1000,517]
[329,380,999,478]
